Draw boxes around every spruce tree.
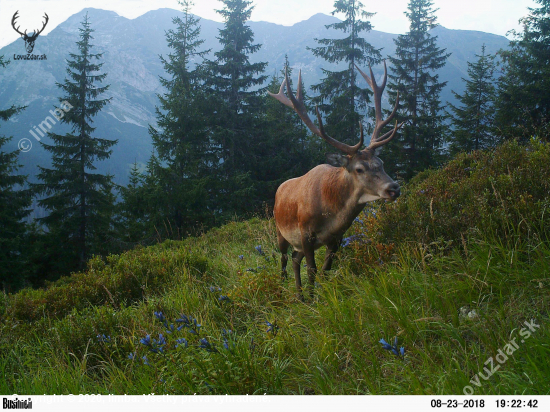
[0,56,31,291]
[205,0,268,218]
[308,0,382,144]
[147,0,215,236]
[495,0,550,141]
[32,14,116,273]
[385,0,450,180]
[115,162,150,247]
[447,45,497,154]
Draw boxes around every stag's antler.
[29,13,49,40]
[355,61,404,151]
[11,11,25,37]
[268,69,363,156]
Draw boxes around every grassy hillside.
[1,140,549,395]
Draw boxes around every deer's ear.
[326,153,350,168]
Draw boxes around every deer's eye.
[356,168,364,174]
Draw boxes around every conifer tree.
[447,45,497,154]
[495,0,550,141]
[32,14,116,272]
[115,162,150,246]
[205,0,268,218]
[385,0,450,180]
[308,0,381,144]
[147,0,215,236]
[0,56,31,291]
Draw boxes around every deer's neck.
[322,168,367,224]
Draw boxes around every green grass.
[1,141,549,395]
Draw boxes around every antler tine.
[368,120,405,151]
[356,60,402,151]
[267,75,293,109]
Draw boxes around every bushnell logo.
[11,11,49,54]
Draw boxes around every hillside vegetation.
[1,140,549,395]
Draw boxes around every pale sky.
[0,0,538,49]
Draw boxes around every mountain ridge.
[0,8,509,186]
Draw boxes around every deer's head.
[12,11,49,54]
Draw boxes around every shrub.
[4,242,211,322]
[352,140,550,255]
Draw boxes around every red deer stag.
[268,61,403,300]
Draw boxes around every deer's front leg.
[302,233,318,299]
[322,240,340,272]
[292,250,305,301]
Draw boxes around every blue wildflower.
[249,337,256,353]
[266,321,279,336]
[209,286,222,293]
[219,295,230,302]
[193,318,201,330]
[175,338,188,349]
[255,245,264,255]
[96,334,111,343]
[379,337,405,358]
[140,334,151,346]
[379,338,392,351]
[354,217,364,225]
[238,255,244,260]
[142,355,150,366]
[222,329,232,336]
[165,323,175,334]
[198,338,217,353]
[154,311,165,322]
[223,339,229,350]
[176,314,191,326]
[128,352,136,360]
